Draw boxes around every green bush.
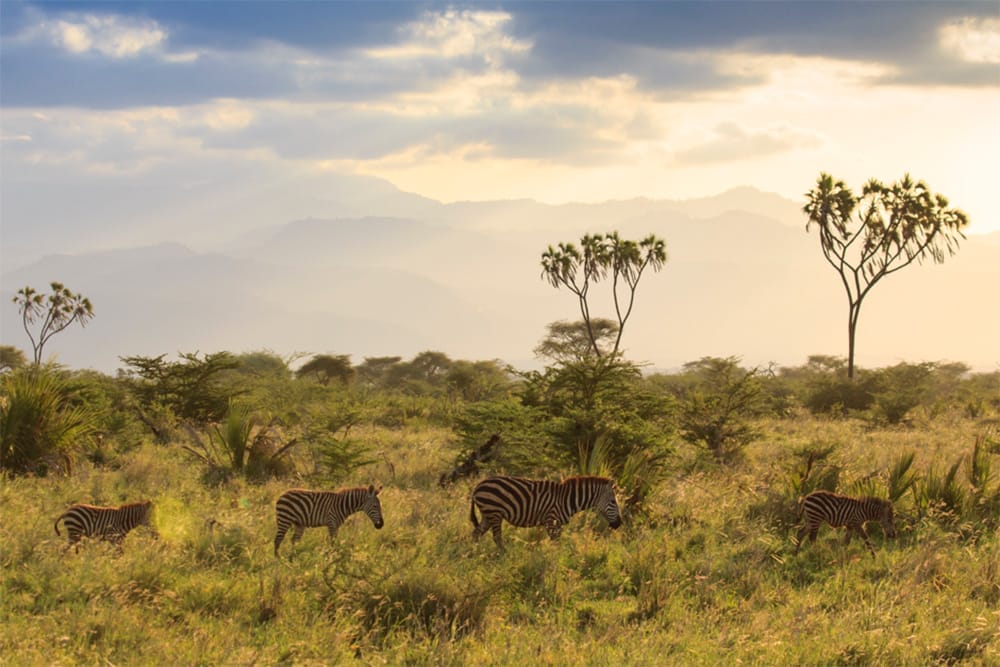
[675,357,768,463]
[0,366,99,474]
[867,362,935,426]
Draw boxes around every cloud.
[35,13,169,59]
[367,9,531,63]
[508,3,1000,90]
[674,122,823,165]
[939,17,1000,65]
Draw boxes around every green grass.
[1,417,998,665]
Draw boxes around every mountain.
[2,188,997,374]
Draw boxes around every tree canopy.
[12,282,94,365]
[541,232,666,358]
[804,173,968,378]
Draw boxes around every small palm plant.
[182,400,297,480]
[0,366,98,474]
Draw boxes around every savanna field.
[1,353,998,666]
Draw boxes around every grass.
[1,415,998,665]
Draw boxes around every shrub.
[867,362,935,426]
[0,366,99,474]
[676,357,769,463]
[803,375,876,416]
[181,401,297,482]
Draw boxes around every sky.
[1,0,999,254]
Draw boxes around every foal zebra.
[274,485,384,556]
[795,490,897,558]
[54,500,155,551]
[470,475,622,551]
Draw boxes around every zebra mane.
[560,475,613,485]
[121,500,152,509]
[341,485,380,494]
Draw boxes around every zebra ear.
[369,484,381,496]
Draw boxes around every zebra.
[54,500,155,551]
[470,475,622,551]
[795,490,897,558]
[274,485,384,556]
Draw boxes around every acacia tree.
[296,354,354,386]
[804,173,968,379]
[12,282,94,365]
[541,232,667,358]
[0,346,27,373]
[534,319,619,364]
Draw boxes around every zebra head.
[136,500,154,525]
[596,480,622,529]
[876,498,897,538]
[364,484,384,530]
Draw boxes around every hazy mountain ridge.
[2,181,997,373]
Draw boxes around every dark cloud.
[2,1,994,111]
[0,1,424,50]
[507,2,998,87]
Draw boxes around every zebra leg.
[109,532,127,555]
[794,525,807,553]
[290,525,306,545]
[545,520,562,540]
[471,512,491,541]
[858,526,876,558]
[795,523,817,553]
[490,521,504,551]
[65,532,83,554]
[274,525,289,556]
[326,521,342,545]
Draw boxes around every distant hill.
[2,186,997,373]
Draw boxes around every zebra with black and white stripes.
[470,475,622,550]
[795,490,897,557]
[54,500,155,551]
[274,485,384,556]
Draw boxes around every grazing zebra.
[54,500,155,551]
[470,475,622,551]
[795,490,897,558]
[274,485,384,556]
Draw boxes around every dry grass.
[1,416,998,665]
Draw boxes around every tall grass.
[1,416,998,664]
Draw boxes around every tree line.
[1,172,986,512]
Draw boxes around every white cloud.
[202,101,255,131]
[49,15,166,58]
[939,17,1000,64]
[366,9,531,64]
[13,11,197,62]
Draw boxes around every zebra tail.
[469,499,479,529]
[54,513,66,536]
